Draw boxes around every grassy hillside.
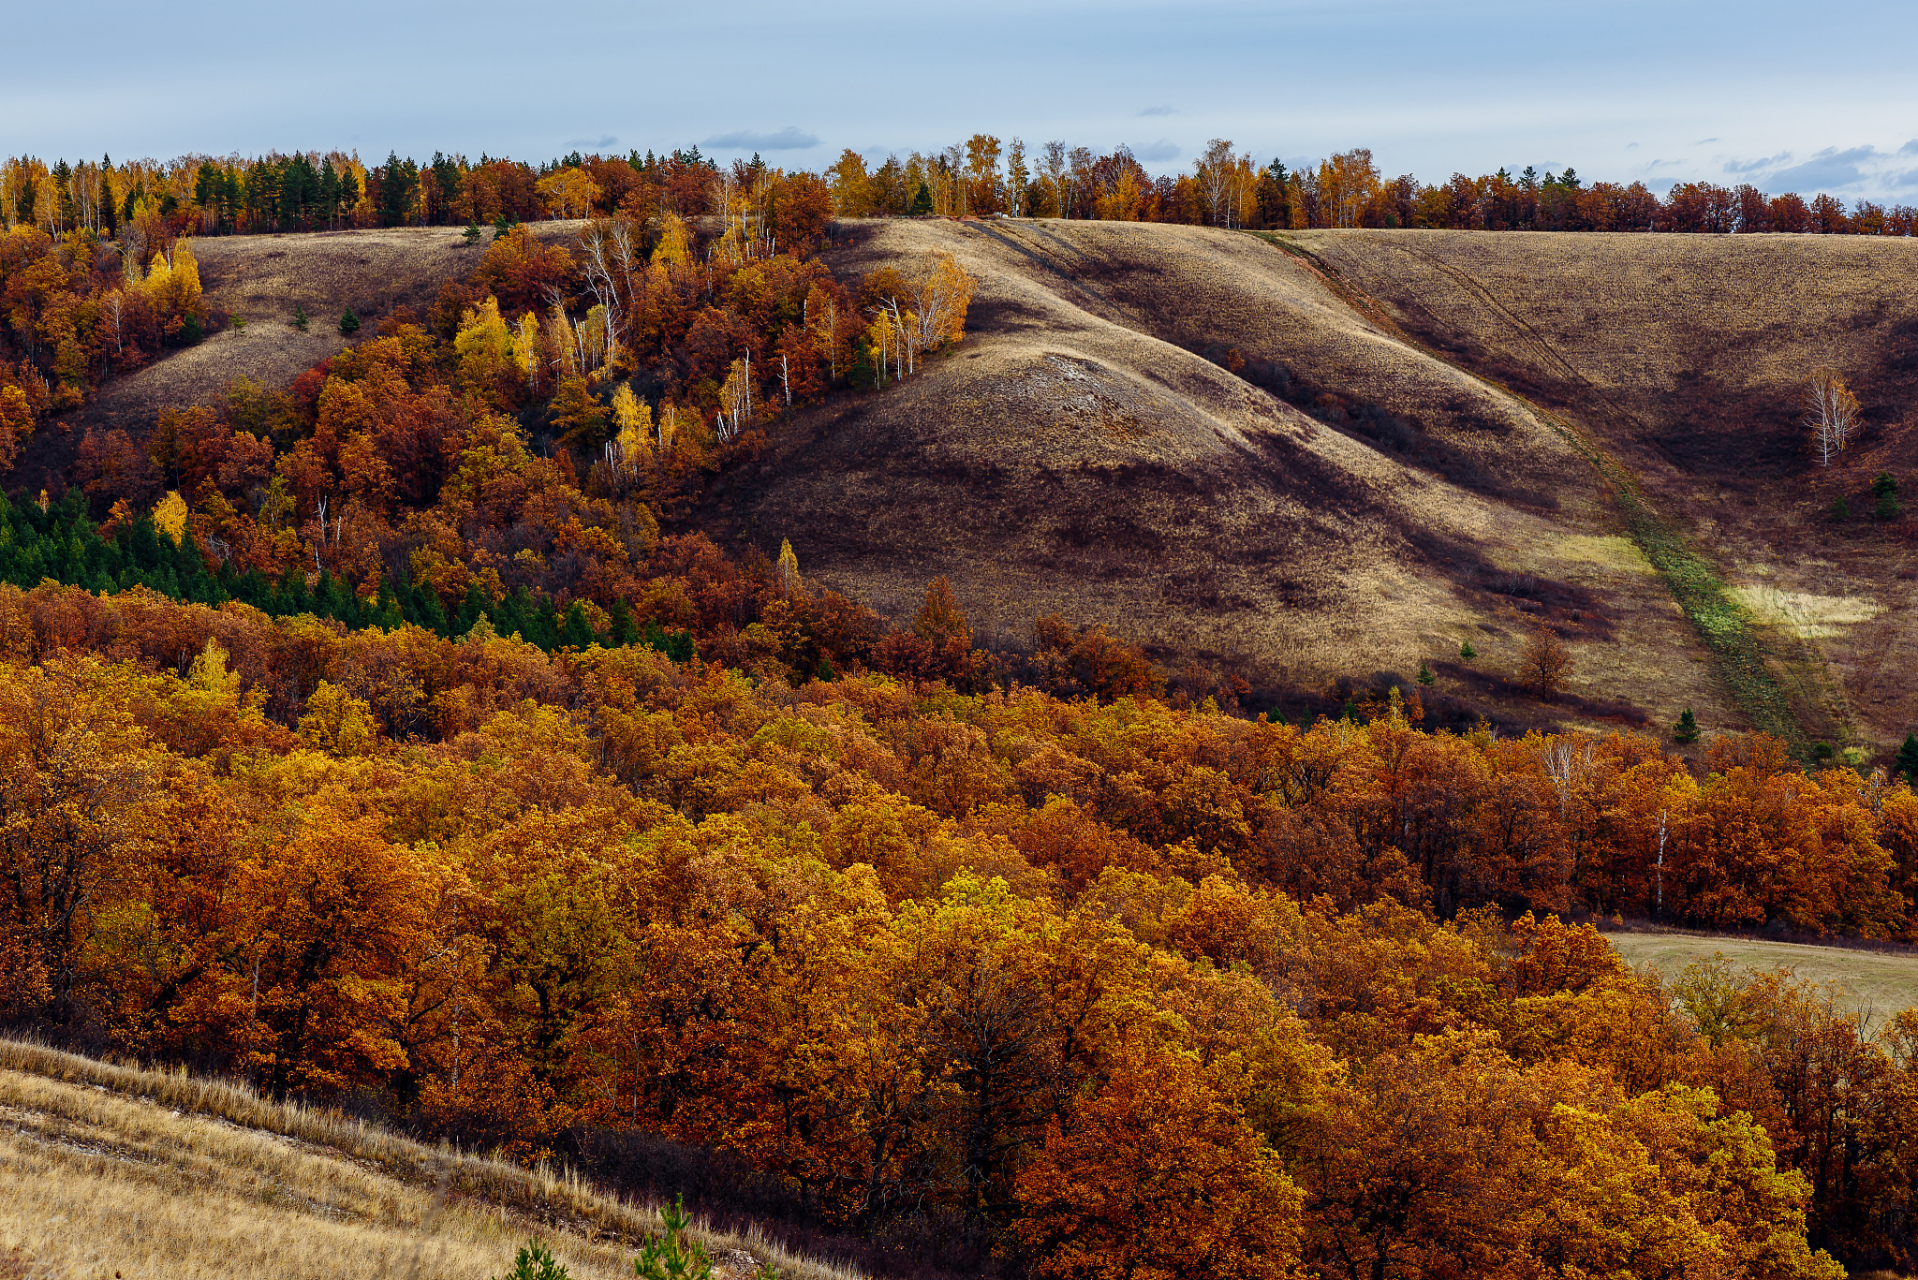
[1292,229,1918,752]
[18,223,583,494]
[0,1040,840,1280]
[1606,930,1918,1025]
[705,219,1744,735]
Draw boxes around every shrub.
[633,1196,716,1280]
[1830,497,1849,522]
[1517,629,1572,700]
[500,1239,569,1280]
[1459,640,1476,659]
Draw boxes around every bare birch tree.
[1803,366,1860,466]
[1197,139,1236,227]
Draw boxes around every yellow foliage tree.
[151,491,188,545]
[535,169,600,220]
[297,680,379,757]
[651,214,692,269]
[455,297,520,393]
[142,239,202,319]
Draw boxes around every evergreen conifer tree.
[561,600,597,649]
[1895,732,1918,785]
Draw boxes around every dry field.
[0,1039,847,1280]
[1604,929,1918,1027]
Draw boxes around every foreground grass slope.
[0,1040,833,1280]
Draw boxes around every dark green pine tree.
[457,583,490,635]
[1673,708,1701,744]
[530,597,561,651]
[910,181,934,216]
[415,587,451,637]
[608,598,638,647]
[560,600,597,650]
[1895,732,1918,785]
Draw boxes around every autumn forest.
[4,137,1918,1280]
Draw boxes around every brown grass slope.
[1294,229,1918,747]
[709,219,1737,729]
[0,1039,847,1280]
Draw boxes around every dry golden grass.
[1296,229,1918,751]
[1605,930,1918,1028]
[700,218,1740,733]
[0,1039,853,1280]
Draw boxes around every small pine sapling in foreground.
[231,315,247,333]
[1874,472,1901,521]
[1673,708,1700,743]
[463,222,482,243]
[292,303,309,332]
[338,308,360,335]
[633,1196,714,1280]
[1416,660,1435,687]
[1895,731,1918,784]
[500,1239,570,1280]
[1459,640,1476,659]
[1830,496,1849,522]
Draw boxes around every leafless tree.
[1518,629,1573,700]
[1197,139,1236,227]
[1803,366,1859,466]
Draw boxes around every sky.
[7,0,1918,202]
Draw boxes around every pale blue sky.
[8,0,1918,201]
